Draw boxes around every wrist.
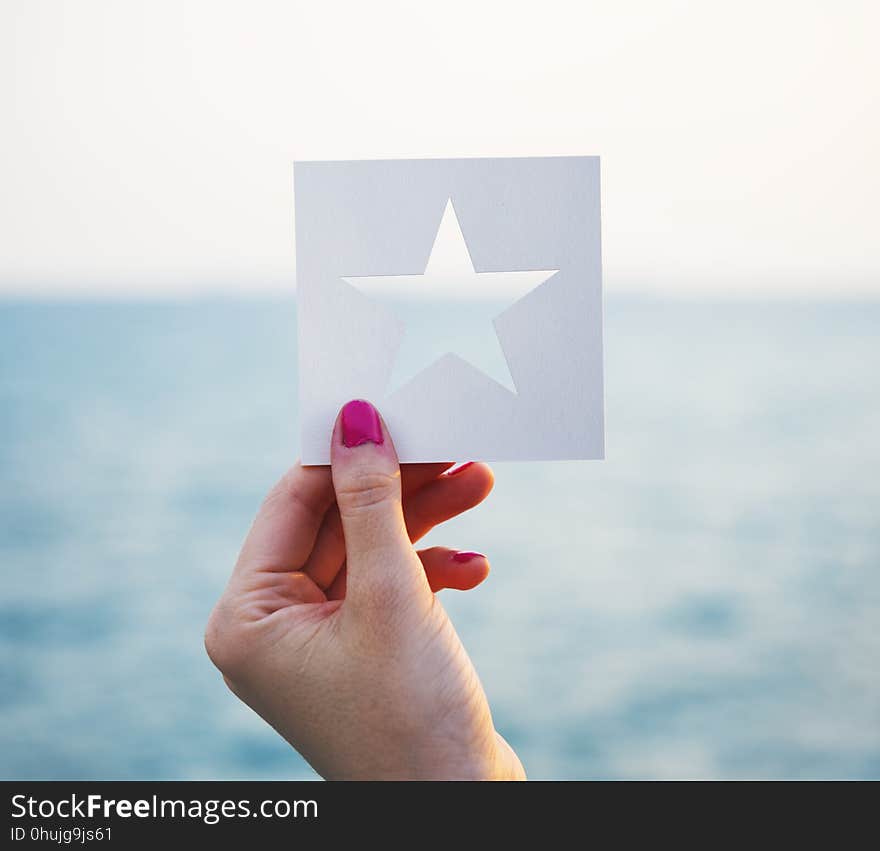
[408,731,526,781]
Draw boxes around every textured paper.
[294,156,604,464]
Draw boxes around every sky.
[1,0,878,298]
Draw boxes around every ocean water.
[0,296,878,779]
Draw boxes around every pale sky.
[1,0,878,297]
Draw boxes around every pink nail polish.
[447,461,475,476]
[341,399,384,448]
[452,550,485,563]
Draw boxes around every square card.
[294,156,604,463]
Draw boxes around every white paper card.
[294,156,604,464]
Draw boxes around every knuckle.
[204,604,248,677]
[263,466,298,505]
[335,469,400,515]
[261,467,323,526]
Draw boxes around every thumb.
[330,399,429,606]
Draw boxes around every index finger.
[235,462,335,574]
[401,462,454,493]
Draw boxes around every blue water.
[1,296,878,779]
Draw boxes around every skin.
[205,404,526,780]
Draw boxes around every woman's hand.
[205,399,525,780]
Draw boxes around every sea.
[1,295,878,779]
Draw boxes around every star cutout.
[343,199,557,394]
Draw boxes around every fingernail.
[341,399,384,448]
[447,461,475,476]
[452,550,485,563]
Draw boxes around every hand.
[205,399,525,780]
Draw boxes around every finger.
[401,462,454,493]
[330,399,429,607]
[302,461,492,590]
[404,463,494,541]
[324,548,490,600]
[299,506,346,590]
[326,564,347,601]
[419,547,490,593]
[237,570,329,618]
[235,463,335,575]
